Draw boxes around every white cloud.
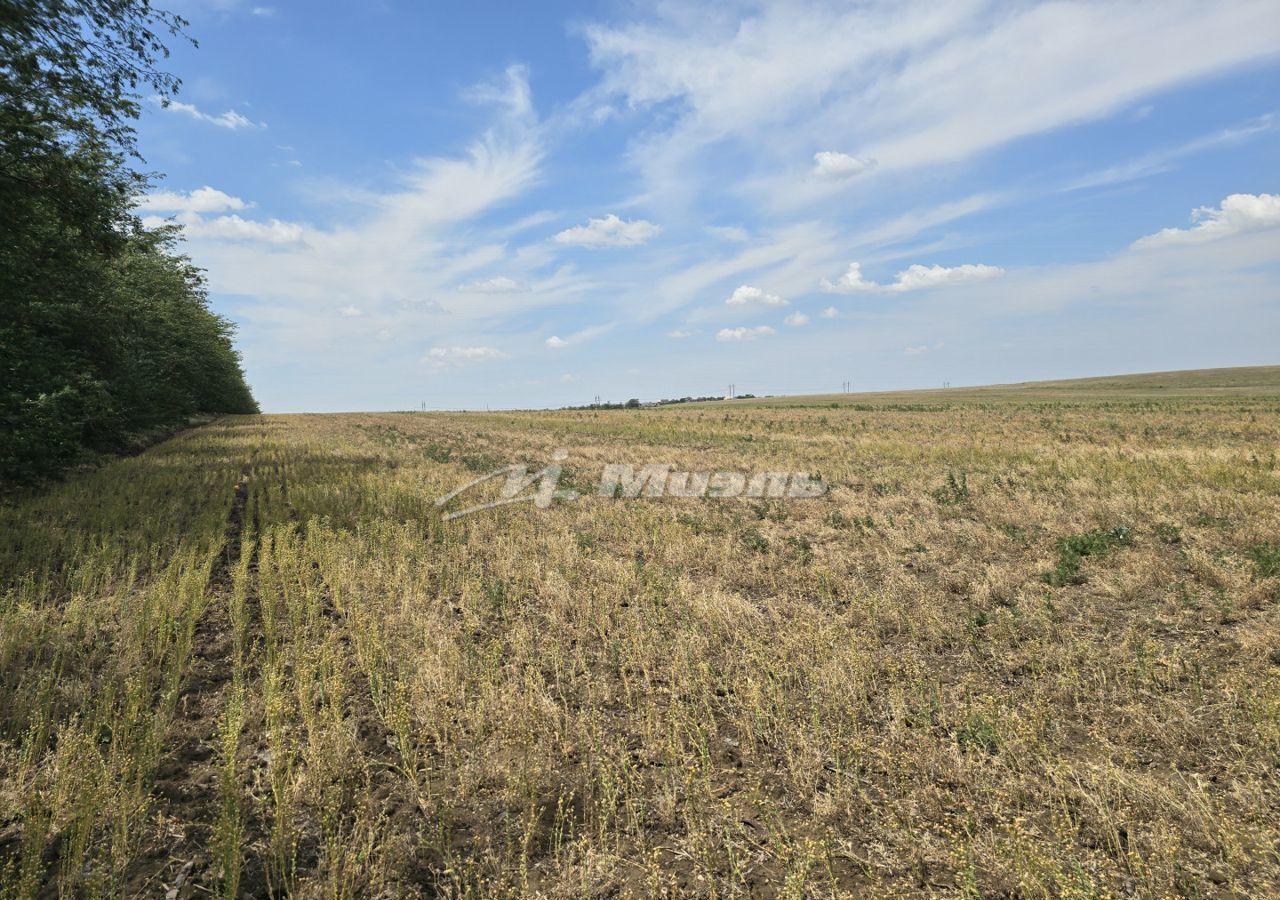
[338,305,361,317]
[666,328,693,338]
[707,225,749,241]
[716,325,775,342]
[459,275,524,293]
[1064,114,1277,191]
[464,64,535,122]
[163,66,550,348]
[583,0,1280,206]
[893,263,1005,291]
[820,262,878,294]
[1132,193,1280,249]
[784,312,809,326]
[545,323,614,349]
[820,306,840,319]
[725,284,787,306]
[251,6,276,16]
[137,186,249,214]
[903,344,929,356]
[821,261,1004,293]
[423,346,506,368]
[812,151,876,179]
[183,214,307,244]
[553,214,661,247]
[153,97,261,130]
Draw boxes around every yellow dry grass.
[2,370,1278,898]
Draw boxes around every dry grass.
[2,370,1279,897]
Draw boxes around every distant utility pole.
[841,380,850,393]
[728,383,735,399]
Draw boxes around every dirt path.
[124,466,267,898]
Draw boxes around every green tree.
[1,1,257,485]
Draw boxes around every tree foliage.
[1,1,257,485]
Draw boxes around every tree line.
[1,0,258,486]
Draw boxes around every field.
[2,367,1279,898]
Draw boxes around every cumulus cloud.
[153,97,261,130]
[784,312,809,326]
[813,151,876,179]
[716,325,775,341]
[137,186,249,214]
[459,275,524,293]
[821,262,1004,293]
[893,263,1005,291]
[1132,193,1280,249]
[553,214,661,247]
[423,346,506,368]
[725,284,787,306]
[820,306,840,319]
[181,214,306,244]
[820,262,878,293]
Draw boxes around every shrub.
[1043,525,1132,586]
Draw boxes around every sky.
[134,0,1280,412]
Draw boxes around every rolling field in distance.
[2,367,1279,898]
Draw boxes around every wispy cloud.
[716,325,775,342]
[152,97,262,129]
[707,225,749,241]
[545,323,614,348]
[423,346,506,368]
[458,276,524,293]
[582,0,1280,210]
[1064,114,1277,191]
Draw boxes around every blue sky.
[135,0,1280,412]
